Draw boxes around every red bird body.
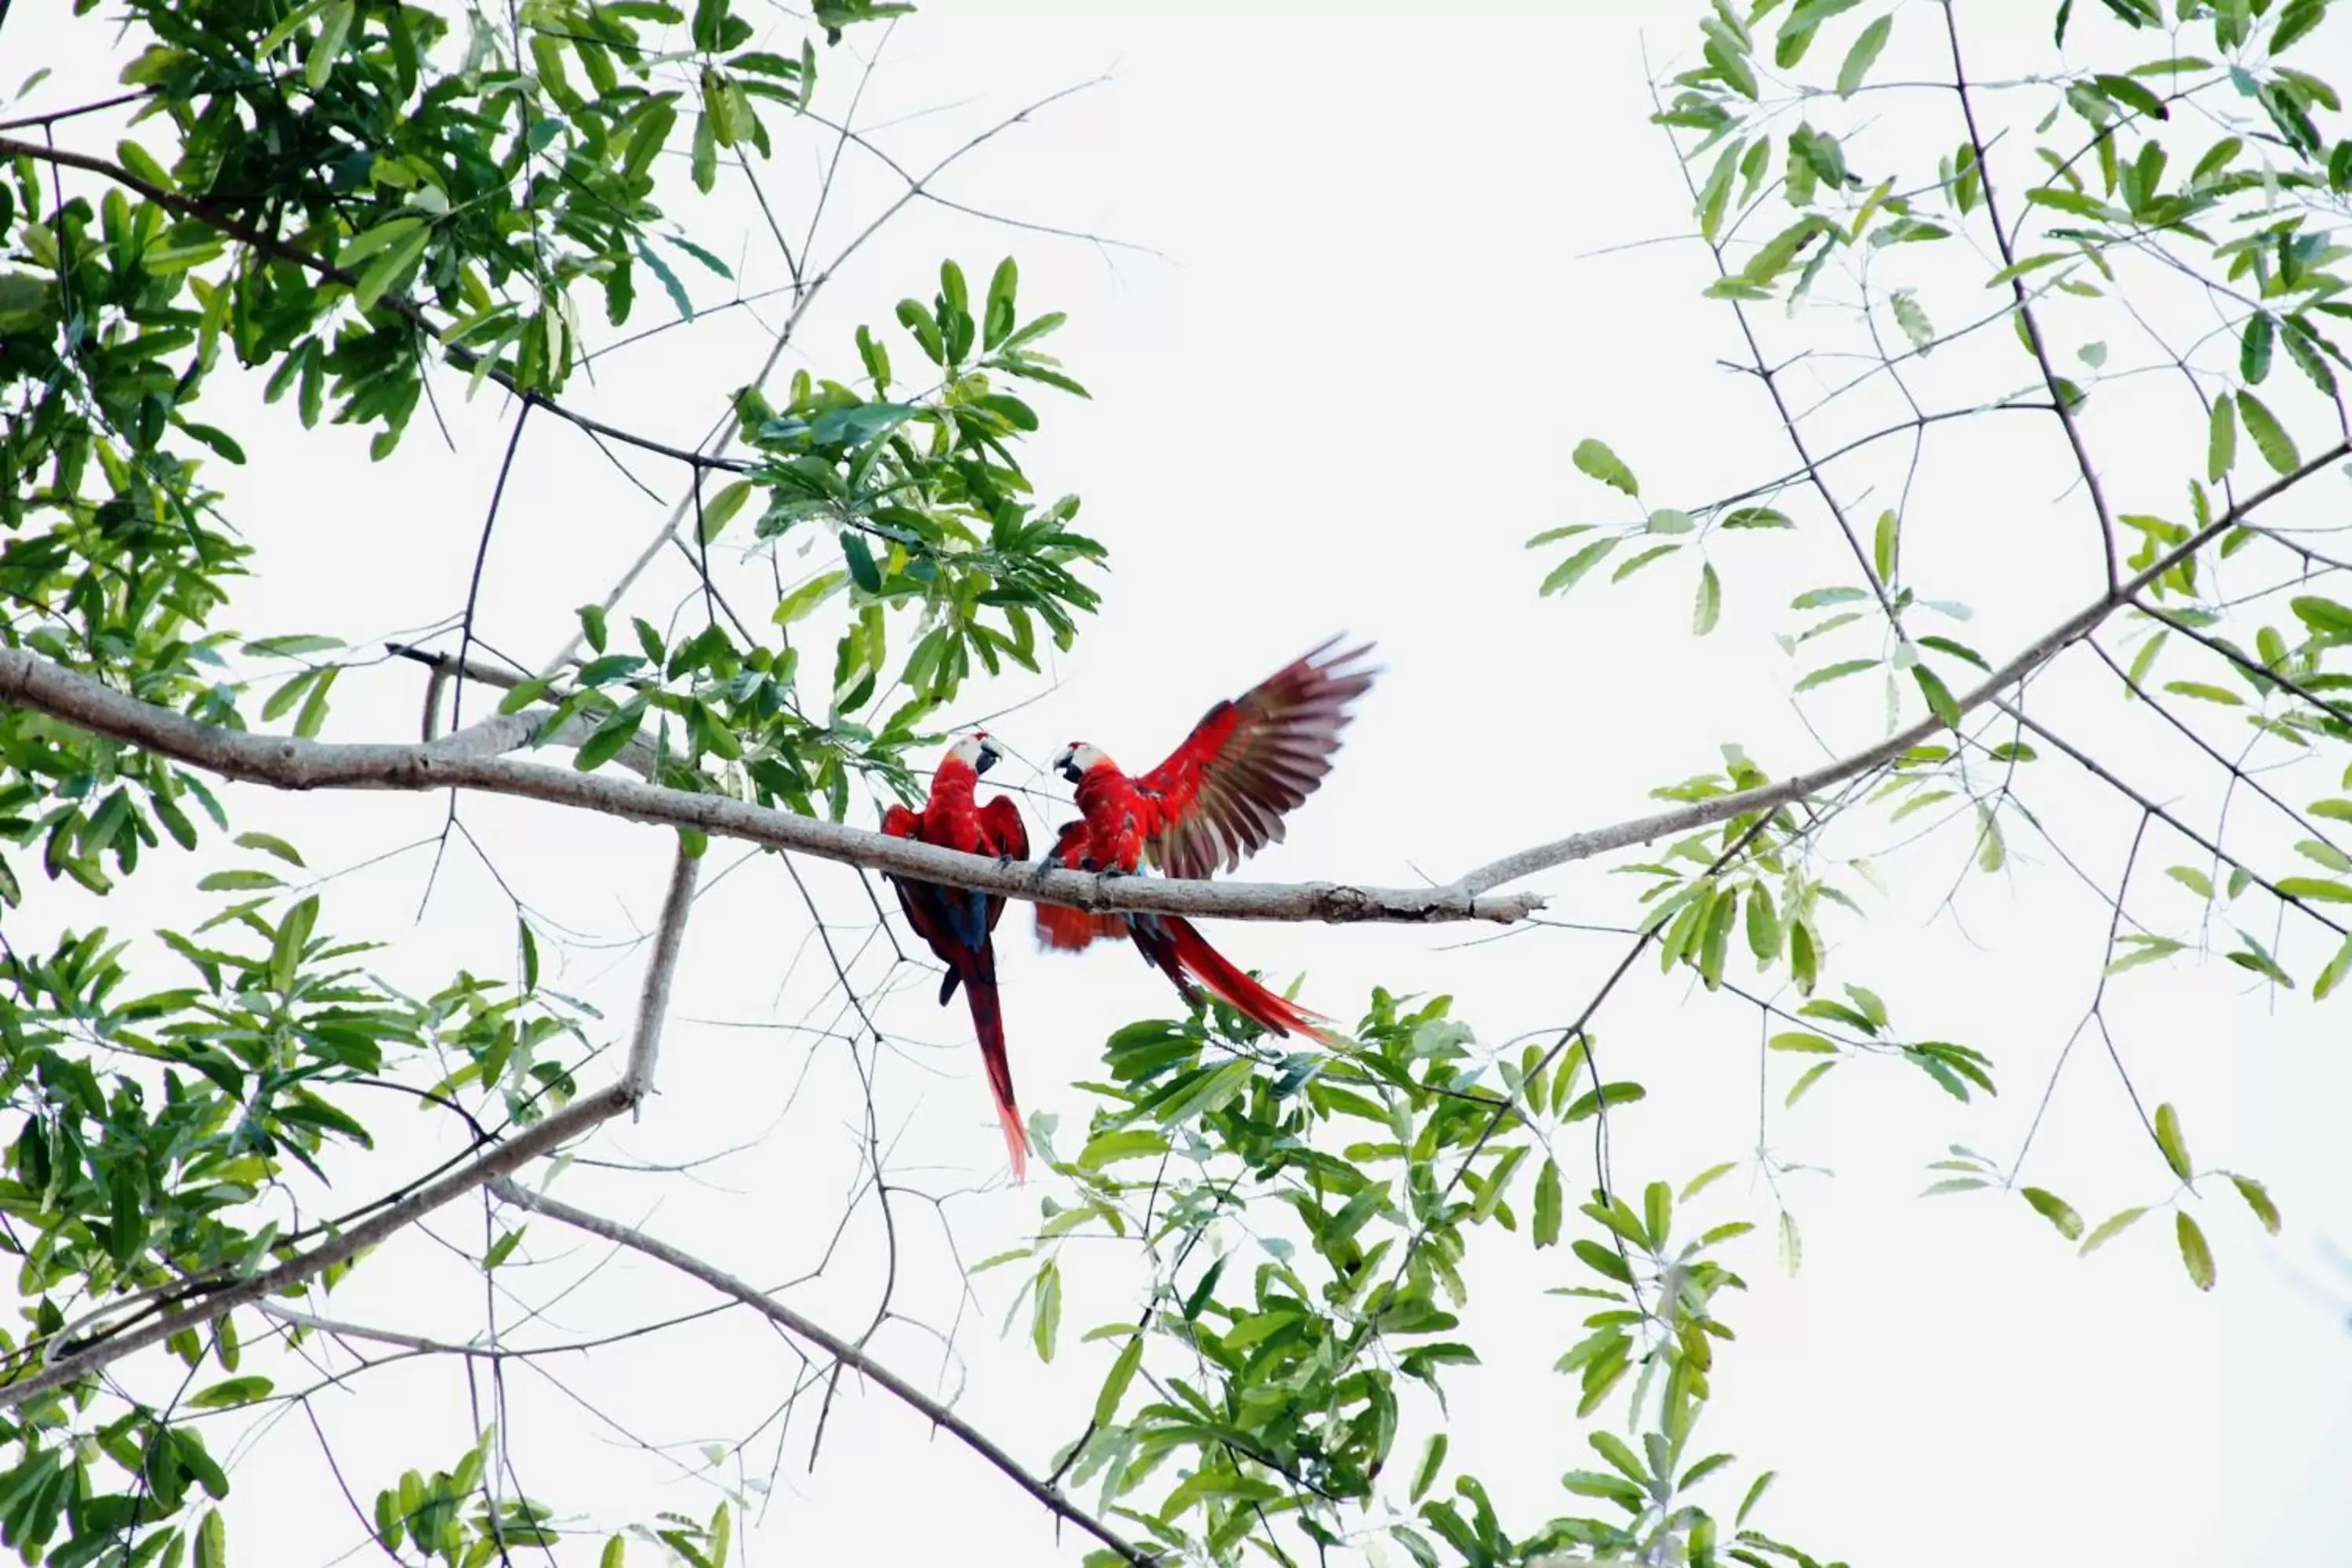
[1035,637,1377,1044]
[881,733,1033,1178]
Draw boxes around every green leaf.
[2274,877,2352,904]
[840,532,882,593]
[1533,1158,1563,1248]
[2021,1187,2084,1241]
[1540,538,1619,597]
[2207,393,2237,482]
[1572,1239,1635,1286]
[1837,14,1891,96]
[1693,562,1721,635]
[2079,1206,2148,1254]
[2162,680,2243,706]
[1769,1031,1838,1054]
[1914,665,1961,728]
[2315,933,2352,1001]
[2222,1173,2281,1238]
[1795,658,1878,691]
[1920,634,1990,670]
[1410,1434,1448,1504]
[1572,438,1639,497]
[352,219,430,314]
[235,832,305,866]
[572,699,645,772]
[189,1375,273,1409]
[2234,389,2299,473]
[1683,1161,1736,1201]
[114,138,176,191]
[1092,1335,1143,1426]
[307,0,354,87]
[1873,508,1899,586]
[691,107,717,191]
[2292,597,2352,639]
[484,1227,525,1269]
[1032,1260,1062,1362]
[636,239,694,321]
[2176,1210,2215,1290]
[2154,1102,2191,1181]
[295,665,336,739]
[1891,289,1934,353]
[2241,312,2274,383]
[199,869,282,892]
[196,1510,225,1568]
[1562,1082,1646,1122]
[1737,1470,1776,1528]
[1745,881,1781,964]
[698,479,753,543]
[1612,543,1682,583]
[983,257,1019,350]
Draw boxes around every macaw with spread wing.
[880,731,1033,1178]
[1034,637,1377,1044]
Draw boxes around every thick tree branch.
[488,1180,1165,1567]
[0,648,1541,925]
[7,412,2343,924]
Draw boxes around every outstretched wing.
[1134,636,1378,880]
[1035,818,1129,952]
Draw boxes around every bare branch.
[626,845,700,1104]
[1941,2,2123,590]
[1455,436,2352,895]
[488,1180,1166,1567]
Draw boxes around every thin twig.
[489,1181,1166,1566]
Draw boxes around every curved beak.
[1051,746,1079,783]
[975,737,1003,775]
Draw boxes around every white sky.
[10,1,2352,1565]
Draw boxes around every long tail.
[958,942,1029,1181]
[1145,916,1348,1047]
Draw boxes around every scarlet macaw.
[881,731,1034,1178]
[1034,637,1377,1043]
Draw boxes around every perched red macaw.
[1033,637,1377,1044]
[881,731,1034,1178]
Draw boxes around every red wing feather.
[977,794,1030,861]
[1136,636,1378,880]
[1034,818,1129,951]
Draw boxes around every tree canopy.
[2,0,2350,1566]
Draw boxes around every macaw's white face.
[1052,742,1109,785]
[947,731,1004,774]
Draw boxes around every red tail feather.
[1156,916,1347,1047]
[1036,903,1128,951]
[958,947,1029,1181]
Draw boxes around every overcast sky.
[12,1,2352,1564]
